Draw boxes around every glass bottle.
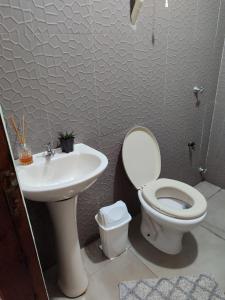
[17,143,33,165]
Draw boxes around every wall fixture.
[193,86,205,105]
[188,141,196,162]
[131,0,144,25]
[193,86,205,96]
[198,167,207,181]
[131,0,168,25]
[188,141,196,151]
[199,167,207,175]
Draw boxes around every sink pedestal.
[47,196,88,297]
[16,144,108,296]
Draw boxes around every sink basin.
[16,143,108,202]
[16,143,108,298]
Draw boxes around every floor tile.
[82,250,156,300]
[81,239,110,276]
[128,216,225,291]
[45,248,156,299]
[202,189,225,240]
[45,181,225,299]
[81,237,132,277]
[194,181,221,199]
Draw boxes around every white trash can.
[95,201,132,259]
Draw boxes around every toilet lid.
[142,179,207,219]
[122,126,161,189]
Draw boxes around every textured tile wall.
[206,39,225,187]
[0,0,225,269]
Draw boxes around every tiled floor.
[45,181,225,299]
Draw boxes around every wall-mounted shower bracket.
[188,142,196,151]
[193,86,205,106]
[188,142,196,163]
[193,86,205,96]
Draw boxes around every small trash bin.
[95,200,132,259]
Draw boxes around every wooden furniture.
[0,114,49,300]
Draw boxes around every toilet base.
[140,209,183,255]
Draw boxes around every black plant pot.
[60,138,74,153]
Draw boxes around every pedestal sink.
[16,144,108,297]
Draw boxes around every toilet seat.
[122,126,161,189]
[122,126,207,221]
[142,178,207,220]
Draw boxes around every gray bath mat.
[119,274,225,299]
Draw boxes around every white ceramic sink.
[16,143,108,298]
[16,143,108,202]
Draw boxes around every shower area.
[198,43,225,242]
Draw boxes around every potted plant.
[59,131,75,153]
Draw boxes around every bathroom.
[0,0,225,298]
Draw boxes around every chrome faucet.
[45,142,55,157]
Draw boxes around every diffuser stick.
[9,115,23,144]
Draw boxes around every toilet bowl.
[122,126,207,255]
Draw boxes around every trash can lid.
[97,200,131,229]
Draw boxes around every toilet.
[122,126,207,255]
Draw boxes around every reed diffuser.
[9,114,33,165]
